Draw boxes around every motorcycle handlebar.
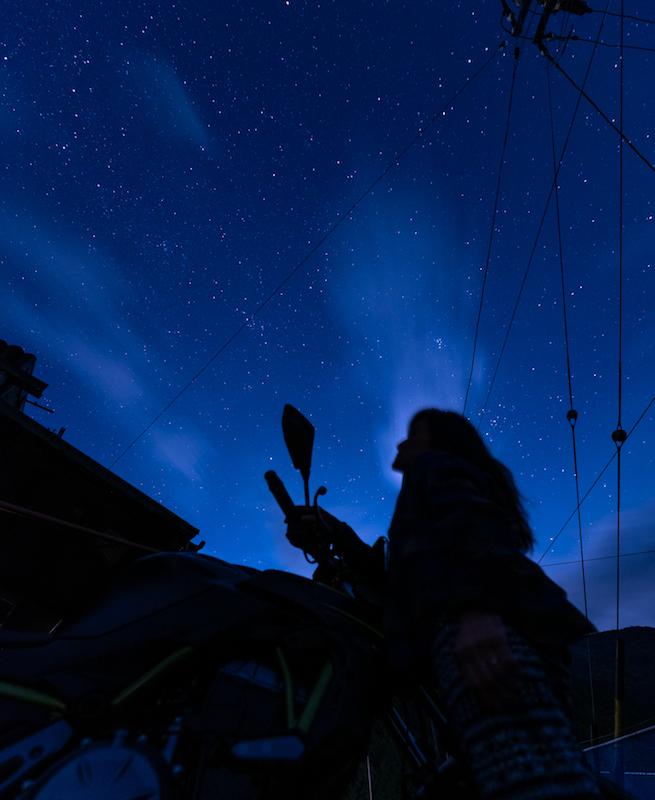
[264,470,296,518]
[264,469,381,593]
[265,470,328,564]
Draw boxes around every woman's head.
[408,409,492,463]
[392,409,488,472]
[393,408,534,552]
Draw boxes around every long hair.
[409,408,534,553]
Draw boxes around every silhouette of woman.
[388,408,602,799]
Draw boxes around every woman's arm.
[286,506,385,582]
[452,609,518,710]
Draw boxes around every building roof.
[0,399,198,554]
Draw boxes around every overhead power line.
[548,56,597,737]
[525,3,655,27]
[110,42,504,468]
[546,62,590,619]
[547,33,655,55]
[537,391,655,565]
[463,48,520,417]
[543,547,655,568]
[544,52,655,175]
[614,0,627,635]
[590,7,655,25]
[476,2,612,427]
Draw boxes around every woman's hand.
[452,610,517,711]
[285,505,318,548]
[285,506,351,563]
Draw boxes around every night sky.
[4,2,655,632]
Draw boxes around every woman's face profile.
[392,418,433,473]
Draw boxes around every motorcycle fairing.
[0,553,386,798]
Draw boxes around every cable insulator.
[566,409,578,426]
[611,428,627,447]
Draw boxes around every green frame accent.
[274,648,334,735]
[275,646,296,728]
[0,681,67,713]
[297,661,334,734]
[111,645,194,707]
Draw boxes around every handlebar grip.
[264,470,296,518]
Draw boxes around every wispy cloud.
[2,210,145,395]
[150,428,207,482]
[126,53,213,152]
[2,208,211,485]
[542,502,655,630]
[331,195,481,483]
[73,338,146,405]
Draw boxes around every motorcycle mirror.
[282,404,314,506]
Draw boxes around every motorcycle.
[0,406,461,800]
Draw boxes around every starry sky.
[3,1,655,632]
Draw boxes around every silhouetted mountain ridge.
[571,626,655,742]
